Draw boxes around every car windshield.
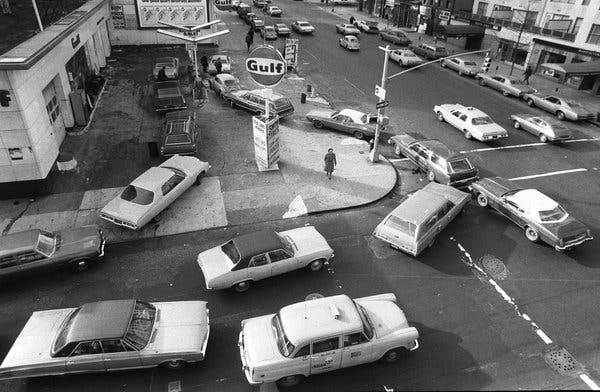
[538,205,568,222]
[52,308,81,356]
[448,158,473,172]
[272,313,295,357]
[121,185,154,205]
[277,233,296,254]
[385,215,417,236]
[472,116,494,125]
[165,134,191,146]
[224,79,238,87]
[36,231,56,257]
[299,22,310,26]
[124,301,157,350]
[464,61,477,66]
[221,240,241,264]
[155,62,173,70]
[353,301,374,340]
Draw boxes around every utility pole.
[369,45,391,163]
[31,0,43,31]
[509,3,532,76]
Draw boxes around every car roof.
[418,139,459,159]
[154,57,175,64]
[211,54,229,61]
[232,230,283,260]
[131,167,176,190]
[339,108,365,122]
[447,104,486,117]
[216,73,237,81]
[0,229,41,258]
[511,189,558,212]
[345,35,358,40]
[248,89,285,100]
[387,183,463,225]
[65,300,136,343]
[279,295,363,345]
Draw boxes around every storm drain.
[544,348,584,376]
[478,255,508,280]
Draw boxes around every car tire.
[527,98,535,107]
[436,111,445,122]
[441,61,446,68]
[233,280,252,293]
[556,111,566,121]
[458,70,463,76]
[381,348,402,363]
[163,360,185,370]
[476,193,489,208]
[427,170,436,182]
[478,79,486,86]
[308,259,325,272]
[353,130,365,139]
[464,130,472,140]
[277,375,304,388]
[513,120,521,129]
[313,120,324,129]
[195,172,205,185]
[525,226,540,242]
[71,258,91,272]
[539,134,548,143]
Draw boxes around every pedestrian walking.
[368,138,374,152]
[215,58,223,74]
[245,33,253,52]
[324,148,337,179]
[522,65,533,85]
[200,55,208,74]
[349,16,355,25]
[156,66,167,82]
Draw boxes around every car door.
[267,249,297,276]
[490,76,504,91]
[448,58,459,72]
[501,196,528,228]
[66,341,106,373]
[527,117,544,136]
[405,143,421,166]
[539,96,558,111]
[246,253,272,281]
[330,114,350,133]
[102,339,142,371]
[340,332,373,368]
[447,109,462,128]
[415,213,439,254]
[309,337,342,375]
[412,145,429,170]
[159,173,184,213]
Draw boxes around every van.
[409,43,448,60]
[373,182,469,256]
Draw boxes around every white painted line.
[288,77,305,80]
[460,138,600,154]
[509,168,587,181]
[580,374,600,391]
[535,329,553,344]
[344,78,365,95]
[389,158,410,163]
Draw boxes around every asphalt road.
[1,2,599,392]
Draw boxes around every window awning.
[540,61,600,76]
[436,24,485,38]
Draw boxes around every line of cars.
[236,0,314,39]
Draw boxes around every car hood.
[197,246,232,284]
[101,195,149,225]
[280,226,332,257]
[55,225,102,256]
[242,315,280,365]
[542,217,588,239]
[306,109,336,120]
[0,308,74,371]
[474,177,520,197]
[146,301,209,355]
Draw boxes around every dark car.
[244,12,257,24]
[409,43,448,60]
[159,111,199,157]
[237,3,251,18]
[0,225,105,276]
[251,17,265,30]
[154,81,187,114]
[470,177,593,250]
[379,29,411,45]
[388,133,478,186]
[224,89,294,118]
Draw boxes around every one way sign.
[376,100,389,109]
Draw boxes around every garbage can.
[301,93,306,104]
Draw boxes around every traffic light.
[0,90,11,107]
[481,53,491,73]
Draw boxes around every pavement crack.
[2,199,35,235]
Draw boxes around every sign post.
[284,38,299,71]
[252,115,280,171]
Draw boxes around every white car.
[207,54,231,75]
[434,104,509,142]
[335,23,360,35]
[100,155,210,230]
[355,20,379,34]
[291,20,315,34]
[266,5,282,16]
[197,226,334,292]
[210,73,241,98]
[389,49,424,67]
[238,293,419,387]
[339,35,360,51]
[440,57,479,76]
[275,23,291,36]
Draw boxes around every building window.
[491,4,512,19]
[476,2,488,15]
[586,24,600,44]
[45,95,60,125]
[571,17,583,34]
[513,9,538,26]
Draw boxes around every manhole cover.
[478,254,508,280]
[544,348,583,375]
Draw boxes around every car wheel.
[458,70,463,76]
[427,170,436,182]
[313,120,324,129]
[502,90,510,97]
[436,111,445,122]
[71,258,90,272]
[394,144,402,156]
[195,172,205,185]
[539,133,548,143]
[353,130,365,139]
[233,280,252,292]
[308,259,325,272]
[381,349,402,363]
[163,360,185,370]
[441,61,447,68]
[464,130,472,139]
[478,79,486,86]
[476,193,489,207]
[556,111,566,121]
[525,226,540,243]
[513,120,521,129]
[527,98,535,107]
[276,375,304,388]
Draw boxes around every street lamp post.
[369,45,391,163]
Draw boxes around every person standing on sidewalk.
[350,16,355,25]
[324,148,337,179]
[200,55,208,74]
[215,58,223,75]
[522,66,533,85]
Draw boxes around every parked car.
[225,89,295,118]
[159,110,199,157]
[510,114,573,143]
[440,57,479,77]
[0,225,105,276]
[244,12,257,24]
[253,0,266,8]
[153,81,187,114]
[260,25,278,40]
[373,182,470,256]
[355,20,379,33]
[291,20,315,34]
[211,73,241,97]
[388,133,478,186]
[231,0,241,9]
[0,299,210,380]
[434,104,509,142]
[207,54,231,75]
[335,23,360,35]
[379,28,411,45]
[389,49,424,67]
[522,93,596,121]
[409,43,448,60]
[238,293,419,387]
[100,155,210,230]
[266,5,282,16]
[152,57,179,80]
[339,35,360,51]
[238,3,251,18]
[475,73,537,97]
[306,108,380,139]
[470,177,593,250]
[251,18,265,30]
[275,23,291,36]
[197,226,334,292]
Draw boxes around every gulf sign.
[246,45,286,87]
[214,0,231,11]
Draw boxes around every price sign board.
[284,39,299,70]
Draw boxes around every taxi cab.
[238,293,419,387]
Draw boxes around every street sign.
[214,0,232,11]
[375,85,386,100]
[284,38,299,70]
[376,100,389,109]
[246,45,286,87]
[438,10,450,21]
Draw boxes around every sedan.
[275,23,291,36]
[260,25,277,40]
[100,155,210,230]
[251,18,265,31]
[522,93,596,121]
[153,81,187,113]
[244,12,256,24]
[225,89,295,118]
[266,5,281,16]
[355,20,379,33]
[441,57,479,76]
[210,73,241,98]
[476,73,537,97]
[197,226,334,292]
[339,35,360,51]
[434,104,509,142]
[510,114,573,143]
[336,23,360,35]
[379,28,411,45]
[470,177,593,250]
[231,0,241,9]
[291,20,315,34]
[390,49,423,67]
[207,54,231,75]
[306,108,379,139]
[0,299,210,380]
[152,57,179,80]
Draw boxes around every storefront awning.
[437,24,485,38]
[540,61,600,76]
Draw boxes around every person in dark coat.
[215,58,223,74]
[324,148,337,179]
[350,16,355,25]
[200,55,208,74]
[245,33,253,52]
[522,65,533,85]
[156,66,167,82]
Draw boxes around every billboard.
[135,0,208,28]
[252,115,280,170]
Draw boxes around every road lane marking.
[509,168,587,181]
[344,78,365,95]
[460,138,600,154]
[581,375,600,391]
